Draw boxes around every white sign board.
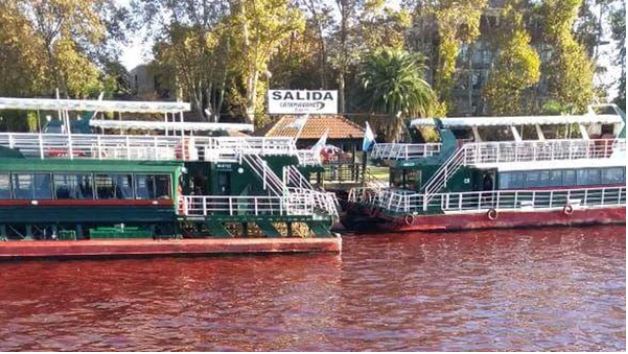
[268,90,338,114]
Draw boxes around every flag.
[311,128,328,152]
[363,121,375,151]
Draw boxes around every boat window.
[135,174,171,199]
[602,167,625,184]
[548,170,563,186]
[154,175,171,199]
[33,173,52,199]
[577,169,601,186]
[12,174,33,199]
[390,169,403,188]
[54,174,93,199]
[563,170,577,185]
[538,171,550,186]
[403,170,419,190]
[525,171,542,187]
[95,174,116,199]
[0,174,10,199]
[114,174,134,199]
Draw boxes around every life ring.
[404,214,415,226]
[487,208,498,220]
[563,204,574,215]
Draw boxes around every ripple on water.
[0,225,624,351]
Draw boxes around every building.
[257,115,365,153]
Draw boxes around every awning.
[0,97,190,113]
[90,119,254,132]
[410,114,624,128]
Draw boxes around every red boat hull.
[0,237,342,260]
[343,204,626,232]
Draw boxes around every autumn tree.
[483,1,541,115]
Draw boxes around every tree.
[539,0,595,112]
[360,48,437,141]
[230,0,305,125]
[483,2,541,115]
[430,0,488,108]
[609,0,625,110]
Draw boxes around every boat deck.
[0,237,342,260]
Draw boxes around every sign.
[268,90,337,114]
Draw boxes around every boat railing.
[371,143,442,160]
[462,138,625,165]
[0,133,310,162]
[180,191,338,218]
[351,186,626,214]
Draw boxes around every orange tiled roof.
[262,115,365,140]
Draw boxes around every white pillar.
[535,124,545,141]
[510,126,522,142]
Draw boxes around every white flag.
[363,121,376,151]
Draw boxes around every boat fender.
[487,208,498,220]
[404,214,415,226]
[563,204,574,215]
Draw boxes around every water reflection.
[0,225,624,351]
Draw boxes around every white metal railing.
[181,195,312,217]
[0,133,305,162]
[296,149,322,166]
[462,139,625,165]
[349,186,626,214]
[371,143,442,160]
[180,191,338,218]
[420,138,626,208]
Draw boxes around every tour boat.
[0,97,340,258]
[344,104,626,232]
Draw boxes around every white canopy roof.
[0,97,190,113]
[90,119,254,132]
[410,114,624,128]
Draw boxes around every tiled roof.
[260,115,365,140]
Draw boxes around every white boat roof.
[0,97,190,113]
[410,114,624,128]
[90,119,254,132]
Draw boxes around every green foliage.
[539,0,595,112]
[431,0,488,105]
[361,48,437,141]
[483,2,541,115]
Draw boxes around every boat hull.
[0,237,342,260]
[342,204,626,232]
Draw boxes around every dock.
[0,237,342,260]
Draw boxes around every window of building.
[0,174,10,199]
[54,174,93,199]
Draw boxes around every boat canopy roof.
[89,119,254,132]
[0,97,190,113]
[410,113,624,128]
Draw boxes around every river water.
[0,225,624,351]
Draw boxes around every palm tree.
[360,48,437,142]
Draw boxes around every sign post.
[268,90,338,115]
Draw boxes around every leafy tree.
[539,0,595,112]
[483,2,541,115]
[609,0,625,110]
[430,0,487,108]
[360,48,436,141]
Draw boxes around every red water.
[0,225,625,351]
